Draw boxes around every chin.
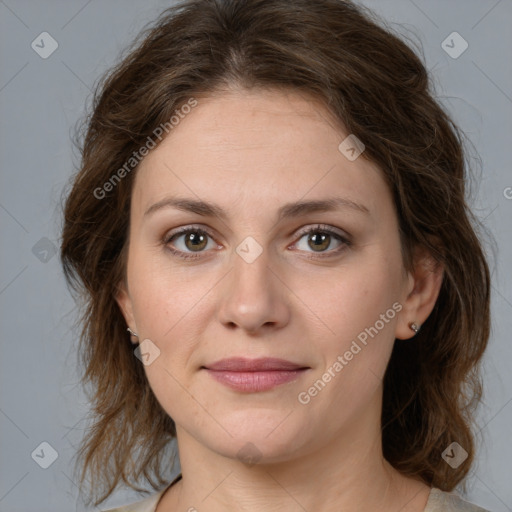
[199,409,312,464]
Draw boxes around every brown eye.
[164,228,216,259]
[293,225,351,257]
[183,231,208,251]
[307,232,331,252]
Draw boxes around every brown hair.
[60,0,491,506]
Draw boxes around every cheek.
[127,246,210,336]
[301,252,402,390]
[300,253,402,341]
[125,251,211,394]
[297,273,399,426]
[127,256,209,421]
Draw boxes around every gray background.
[0,0,510,511]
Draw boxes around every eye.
[163,226,218,259]
[292,224,351,257]
[163,224,351,261]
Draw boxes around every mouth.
[201,357,310,392]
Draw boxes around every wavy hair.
[60,0,491,506]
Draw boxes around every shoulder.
[100,488,166,512]
[100,473,182,512]
[425,488,492,512]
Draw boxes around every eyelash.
[162,224,351,261]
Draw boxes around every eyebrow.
[144,196,370,221]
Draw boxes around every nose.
[216,245,291,335]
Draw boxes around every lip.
[204,357,307,372]
[202,358,310,392]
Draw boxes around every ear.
[115,280,138,344]
[395,246,444,340]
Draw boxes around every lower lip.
[204,369,307,392]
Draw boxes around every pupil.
[186,232,206,251]
[309,233,329,251]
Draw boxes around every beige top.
[101,474,491,512]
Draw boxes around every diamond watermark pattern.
[31,32,59,59]
[31,441,59,469]
[134,339,161,366]
[236,442,263,466]
[338,134,365,161]
[441,442,468,469]
[32,237,57,263]
[236,236,263,264]
[441,32,468,59]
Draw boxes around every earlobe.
[395,248,444,340]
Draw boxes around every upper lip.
[203,357,309,372]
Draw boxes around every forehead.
[132,88,390,219]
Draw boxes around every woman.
[60,0,492,511]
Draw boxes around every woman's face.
[117,88,419,463]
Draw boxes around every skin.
[116,87,444,512]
